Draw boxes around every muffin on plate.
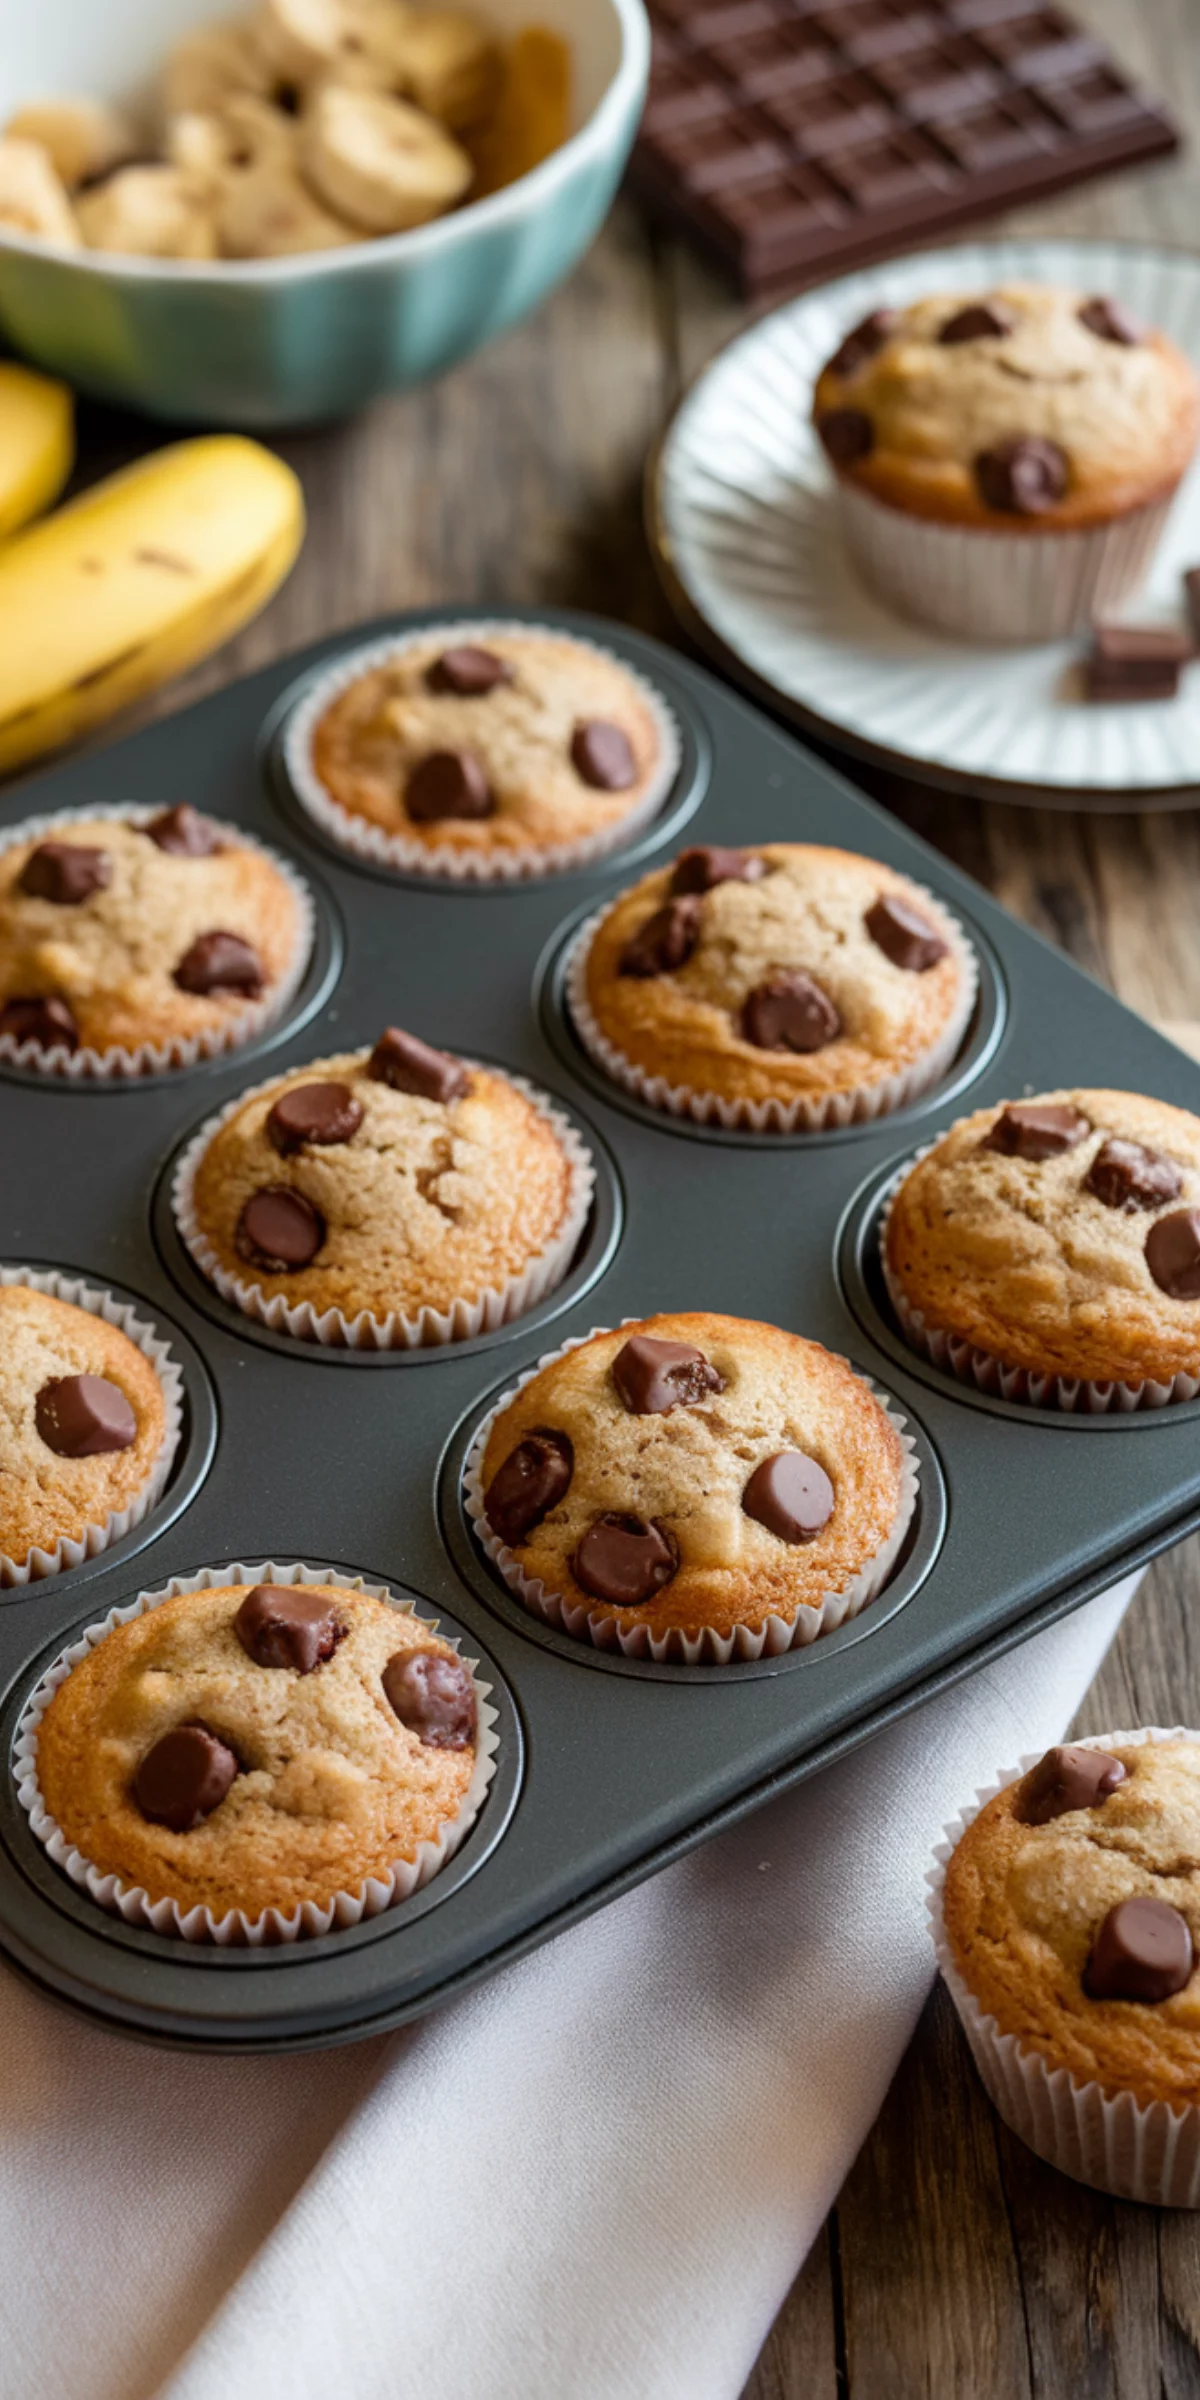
[175,1024,592,1346]
[469,1311,916,1661]
[286,623,679,879]
[812,284,1200,641]
[0,806,309,1073]
[883,1088,1200,1409]
[0,1281,170,1578]
[572,841,976,1131]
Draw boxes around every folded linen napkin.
[0,1574,1137,2400]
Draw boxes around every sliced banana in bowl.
[303,83,471,233]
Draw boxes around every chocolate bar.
[633,1,1178,296]
[1085,623,1194,704]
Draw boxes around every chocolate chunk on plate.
[1085,623,1194,703]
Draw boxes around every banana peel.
[0,434,303,774]
[0,361,74,539]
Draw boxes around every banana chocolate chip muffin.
[0,1283,167,1573]
[574,841,975,1129]
[179,1024,589,1344]
[293,626,675,875]
[884,1088,1200,1406]
[473,1312,914,1658]
[812,284,1200,640]
[33,1579,481,1921]
[0,807,307,1068]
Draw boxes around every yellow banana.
[0,362,74,538]
[0,435,304,774]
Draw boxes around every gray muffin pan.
[1,608,1199,2054]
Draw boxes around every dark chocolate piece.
[670,845,766,895]
[571,721,638,791]
[174,930,263,995]
[619,895,702,977]
[1145,1208,1200,1300]
[938,298,1014,343]
[985,1102,1090,1161]
[612,1333,724,1416]
[742,1451,835,1543]
[144,804,223,856]
[383,1649,477,1749]
[485,1428,574,1545]
[236,1187,325,1272]
[134,1723,239,1833]
[234,1584,344,1674]
[865,892,948,971]
[1084,1896,1193,2003]
[266,1081,364,1155]
[573,1514,678,1608]
[1078,295,1145,346]
[406,748,493,822]
[1185,567,1200,645]
[0,995,79,1051]
[18,842,111,905]
[1086,1137,1182,1213]
[827,307,897,377]
[35,1374,137,1457]
[816,407,874,464]
[1015,1743,1127,1826]
[741,970,841,1052]
[425,645,514,696]
[975,436,1068,514]
[367,1026,469,1103]
[1085,622,1193,704]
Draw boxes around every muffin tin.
[2,605,1200,2052]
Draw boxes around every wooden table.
[60,1,1200,2386]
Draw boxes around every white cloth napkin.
[0,1575,1137,2400]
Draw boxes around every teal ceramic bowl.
[0,0,648,426]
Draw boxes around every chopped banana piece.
[392,10,499,130]
[77,166,219,260]
[5,97,138,191]
[303,82,470,232]
[165,111,236,182]
[162,20,274,117]
[168,95,297,185]
[0,137,81,247]
[217,162,359,254]
[255,0,408,86]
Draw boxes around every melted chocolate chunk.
[612,1333,724,1416]
[1015,1744,1127,1826]
[134,1723,239,1833]
[174,930,263,995]
[816,407,874,465]
[18,841,111,905]
[985,1102,1090,1161]
[571,720,638,791]
[484,1428,574,1546]
[406,749,493,822]
[1084,1896,1193,2004]
[865,893,949,972]
[425,645,514,697]
[236,1186,325,1272]
[975,436,1068,515]
[266,1080,364,1155]
[367,1025,469,1103]
[1078,295,1145,346]
[742,1451,834,1544]
[619,895,701,978]
[1086,1136,1183,1213]
[740,971,841,1053]
[573,1514,678,1608]
[382,1649,477,1749]
[1145,1208,1200,1300]
[35,1373,137,1457]
[144,804,223,856]
[670,845,766,896]
[827,308,896,379]
[0,995,78,1051]
[938,299,1015,344]
[234,1584,343,1674]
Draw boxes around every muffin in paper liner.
[928,1728,1200,2207]
[0,1265,184,1588]
[0,802,315,1081]
[836,480,1178,645]
[171,1057,596,1350]
[280,620,683,883]
[565,878,978,1134]
[878,1144,1200,1416]
[462,1323,920,1664]
[13,1560,500,1947]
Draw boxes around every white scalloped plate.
[651,239,1200,807]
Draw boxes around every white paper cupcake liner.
[280,620,683,882]
[0,1265,185,1588]
[929,1727,1200,2206]
[836,480,1178,645]
[171,1056,595,1350]
[13,1559,500,1946]
[566,877,978,1134]
[0,803,315,1080]
[879,1144,1200,1414]
[463,1322,920,1663]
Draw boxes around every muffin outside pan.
[465,1312,918,1664]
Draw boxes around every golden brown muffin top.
[0,1285,165,1564]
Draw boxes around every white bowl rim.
[0,0,648,285]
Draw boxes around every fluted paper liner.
[172,1057,595,1350]
[0,1266,184,1587]
[463,1323,919,1663]
[566,877,978,1133]
[929,1728,1200,2206]
[0,803,315,1080]
[14,1560,500,1946]
[281,620,683,882]
[879,1141,1200,1413]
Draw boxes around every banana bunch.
[0,420,304,774]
